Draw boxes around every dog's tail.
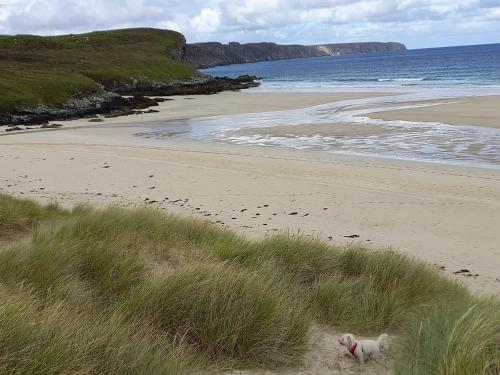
[377,333,390,349]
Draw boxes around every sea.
[140,44,500,169]
[201,43,500,92]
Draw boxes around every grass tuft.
[0,194,65,238]
[125,262,310,366]
[310,248,468,332]
[0,288,196,374]
[396,298,500,375]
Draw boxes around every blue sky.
[0,0,499,48]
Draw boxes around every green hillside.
[0,28,198,113]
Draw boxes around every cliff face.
[313,42,407,55]
[185,41,407,69]
[186,42,322,68]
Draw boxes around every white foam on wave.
[377,78,425,82]
[252,81,500,96]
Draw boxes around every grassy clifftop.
[0,28,198,113]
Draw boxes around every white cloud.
[191,8,221,32]
[0,0,22,22]
[0,0,498,48]
[161,20,183,32]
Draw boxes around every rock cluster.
[102,75,260,96]
[0,93,159,126]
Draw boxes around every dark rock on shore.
[0,93,161,127]
[103,75,260,96]
[5,126,23,132]
[2,123,63,133]
[151,97,174,102]
[0,75,260,127]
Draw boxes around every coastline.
[0,75,261,127]
[1,91,500,295]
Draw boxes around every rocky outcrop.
[186,41,407,69]
[104,75,260,96]
[0,76,260,126]
[168,33,187,63]
[0,93,158,126]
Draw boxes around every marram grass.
[124,262,310,366]
[396,298,500,375]
[0,193,498,374]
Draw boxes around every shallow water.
[135,91,500,170]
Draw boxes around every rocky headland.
[186,41,407,68]
[0,28,260,127]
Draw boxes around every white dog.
[339,333,389,363]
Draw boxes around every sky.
[0,0,499,49]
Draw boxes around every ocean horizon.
[201,43,500,95]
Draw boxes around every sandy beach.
[1,91,500,296]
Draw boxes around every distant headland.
[185,41,407,69]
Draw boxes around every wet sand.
[231,122,392,138]
[368,95,500,128]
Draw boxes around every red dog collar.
[349,343,358,357]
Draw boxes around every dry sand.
[368,95,500,128]
[227,326,393,375]
[1,90,500,374]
